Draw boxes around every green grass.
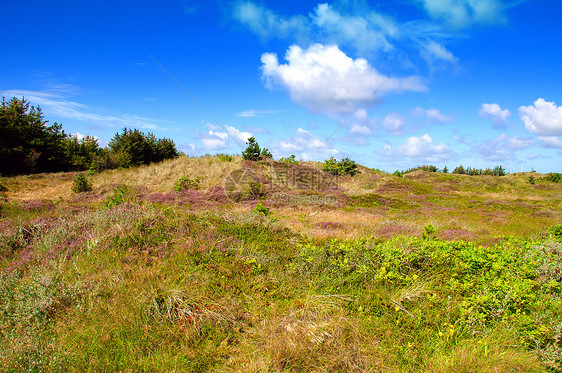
[1,158,562,371]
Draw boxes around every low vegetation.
[0,153,561,372]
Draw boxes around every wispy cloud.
[236,109,282,117]
[415,0,511,28]
[2,89,170,130]
[412,106,453,123]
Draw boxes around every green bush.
[393,170,403,178]
[218,154,233,162]
[322,157,359,176]
[421,223,436,240]
[279,154,298,164]
[174,176,201,192]
[545,173,562,183]
[103,185,137,208]
[71,174,92,193]
[528,175,536,185]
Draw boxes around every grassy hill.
[1,155,561,371]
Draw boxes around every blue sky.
[2,0,562,172]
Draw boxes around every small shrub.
[253,200,276,221]
[103,184,136,208]
[71,174,92,193]
[528,175,536,185]
[280,154,298,164]
[218,154,233,162]
[393,170,403,178]
[422,223,436,240]
[545,173,562,183]
[551,224,562,239]
[0,181,7,192]
[174,176,201,192]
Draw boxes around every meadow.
[1,155,561,372]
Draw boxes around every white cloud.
[399,134,452,162]
[199,123,252,150]
[412,106,453,123]
[236,109,281,117]
[72,132,99,141]
[422,40,458,63]
[347,108,376,136]
[519,98,562,136]
[2,89,168,130]
[232,1,398,54]
[201,130,229,150]
[417,0,507,28]
[479,103,511,126]
[382,113,405,134]
[311,3,397,53]
[275,128,338,160]
[231,1,308,40]
[261,44,426,115]
[474,134,533,161]
[539,136,562,148]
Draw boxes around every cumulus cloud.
[200,130,229,150]
[382,113,405,134]
[539,136,562,148]
[416,0,508,28]
[399,134,452,162]
[519,98,562,136]
[347,109,376,136]
[2,89,169,130]
[411,106,453,123]
[275,128,338,160]
[199,123,252,150]
[261,44,426,115]
[479,103,511,126]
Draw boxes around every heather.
[0,155,561,372]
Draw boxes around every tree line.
[0,97,179,176]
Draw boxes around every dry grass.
[227,294,385,372]
[92,155,243,193]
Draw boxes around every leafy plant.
[103,184,137,208]
[279,154,298,164]
[393,170,403,178]
[71,174,92,193]
[528,175,536,185]
[253,199,277,222]
[174,176,201,192]
[218,154,233,162]
[421,223,436,240]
